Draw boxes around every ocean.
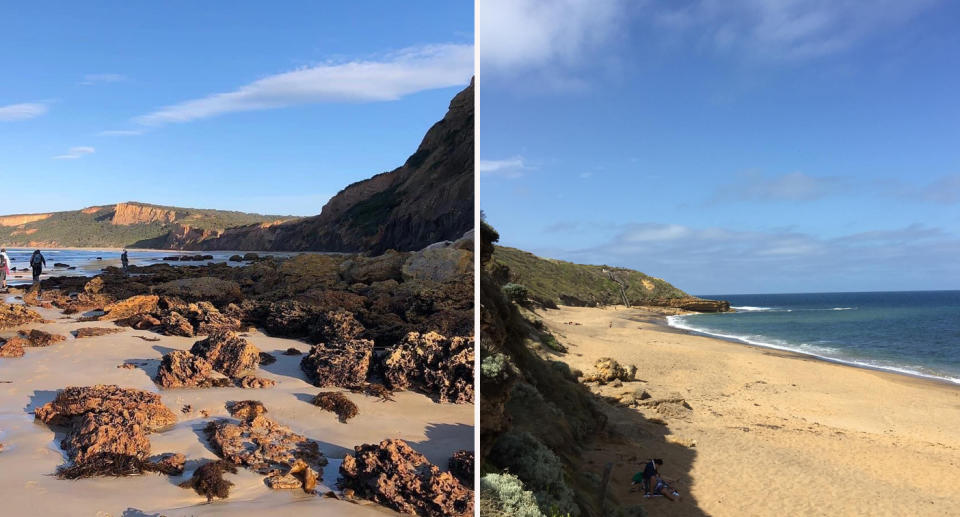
[667,291,960,385]
[1,248,297,286]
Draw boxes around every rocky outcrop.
[110,202,177,225]
[0,337,27,357]
[340,439,473,517]
[205,414,328,481]
[581,357,637,385]
[34,385,177,476]
[179,460,237,501]
[300,339,373,388]
[189,80,473,254]
[25,329,66,347]
[383,332,474,404]
[448,450,474,488]
[227,400,267,421]
[160,311,194,336]
[667,297,732,313]
[73,327,124,338]
[152,277,243,305]
[98,295,159,321]
[0,303,44,329]
[190,331,260,378]
[402,246,473,283]
[0,213,52,226]
[154,350,217,388]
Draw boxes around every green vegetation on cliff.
[489,246,688,307]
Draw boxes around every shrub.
[488,431,579,516]
[480,473,544,517]
[502,283,530,304]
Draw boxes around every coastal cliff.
[190,79,474,254]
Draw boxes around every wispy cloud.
[135,44,473,126]
[81,73,127,86]
[53,146,95,160]
[0,102,48,121]
[542,220,960,292]
[97,129,145,136]
[653,0,940,61]
[713,171,845,202]
[477,156,530,178]
[479,0,627,88]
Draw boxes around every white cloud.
[653,0,940,60]
[477,156,530,178]
[0,102,48,121]
[81,73,127,85]
[53,146,95,160]
[478,0,627,88]
[713,171,843,202]
[135,44,473,126]
[97,129,145,136]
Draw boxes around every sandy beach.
[0,299,473,516]
[536,305,960,517]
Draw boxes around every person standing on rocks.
[30,249,46,284]
[0,247,9,291]
[121,249,129,274]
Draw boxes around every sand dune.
[537,305,960,517]
[0,301,472,516]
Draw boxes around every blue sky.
[0,1,472,216]
[478,0,960,294]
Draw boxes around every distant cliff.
[0,202,295,249]
[190,79,474,254]
[489,244,730,312]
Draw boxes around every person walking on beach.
[30,249,46,284]
[121,249,129,274]
[0,247,9,291]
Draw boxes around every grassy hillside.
[489,245,690,307]
[1,202,297,249]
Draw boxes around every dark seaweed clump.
[312,392,359,423]
[179,460,238,501]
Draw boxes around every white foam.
[732,306,773,312]
[666,315,960,385]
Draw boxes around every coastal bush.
[488,431,579,516]
[481,353,515,381]
[502,283,530,305]
[479,472,544,517]
[540,333,565,352]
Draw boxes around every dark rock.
[282,347,302,355]
[300,339,373,388]
[383,332,474,404]
[160,311,194,337]
[118,313,162,330]
[205,414,328,477]
[258,352,276,365]
[229,254,243,262]
[0,303,44,329]
[25,329,67,347]
[179,460,237,501]
[190,330,260,378]
[226,400,267,421]
[73,327,125,338]
[154,350,216,388]
[448,450,474,488]
[340,439,473,516]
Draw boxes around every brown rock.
[448,450,474,488]
[73,327,125,338]
[98,295,159,321]
[183,302,244,336]
[152,277,243,306]
[149,452,186,475]
[383,332,474,404]
[154,350,216,388]
[34,385,177,477]
[282,347,302,355]
[160,311,194,337]
[0,303,44,329]
[179,459,237,501]
[190,330,260,378]
[0,337,26,357]
[582,357,636,385]
[25,329,67,347]
[205,414,328,477]
[340,439,473,516]
[300,339,373,388]
[118,313,162,330]
[238,375,276,389]
[227,400,267,421]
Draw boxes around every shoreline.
[537,305,960,516]
[662,309,960,387]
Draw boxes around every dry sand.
[537,305,960,517]
[0,300,473,517]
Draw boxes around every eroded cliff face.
[111,203,178,225]
[0,213,52,226]
[191,79,474,254]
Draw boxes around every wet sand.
[0,302,472,516]
[538,305,960,517]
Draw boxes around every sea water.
[667,291,960,384]
[1,248,297,285]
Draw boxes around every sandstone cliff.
[191,79,474,254]
[110,203,178,225]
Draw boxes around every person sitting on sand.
[633,458,680,501]
[0,247,9,290]
[30,249,46,284]
[121,249,129,274]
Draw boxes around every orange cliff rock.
[110,203,178,225]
